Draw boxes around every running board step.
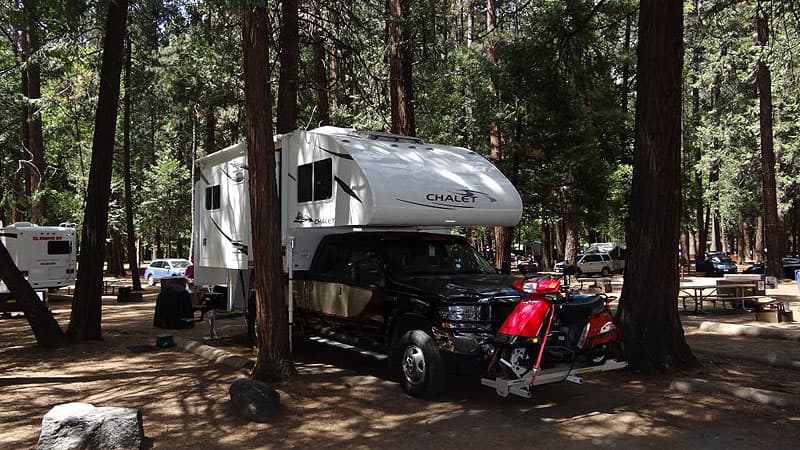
[307,335,389,361]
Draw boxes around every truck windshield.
[382,238,497,275]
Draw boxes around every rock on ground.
[229,378,281,422]
[37,402,143,450]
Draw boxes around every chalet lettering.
[426,193,477,203]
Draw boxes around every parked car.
[575,253,617,277]
[742,258,800,279]
[553,260,570,273]
[695,254,737,276]
[143,258,191,286]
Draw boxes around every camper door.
[198,154,252,270]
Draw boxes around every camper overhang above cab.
[283,126,523,228]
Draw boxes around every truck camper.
[192,126,524,397]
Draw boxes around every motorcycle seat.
[556,295,606,323]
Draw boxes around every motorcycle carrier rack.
[481,359,628,398]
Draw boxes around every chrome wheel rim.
[402,345,426,386]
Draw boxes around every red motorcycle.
[481,274,626,398]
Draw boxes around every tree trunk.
[68,0,129,341]
[755,215,764,262]
[242,2,294,381]
[311,23,330,127]
[21,0,46,223]
[555,220,565,261]
[737,217,747,264]
[107,229,125,276]
[276,0,299,134]
[388,0,416,136]
[123,33,141,290]
[616,0,698,372]
[485,0,508,269]
[564,200,579,266]
[205,105,216,154]
[0,242,64,347]
[691,0,707,263]
[756,10,784,279]
[541,222,553,270]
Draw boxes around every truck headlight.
[438,305,481,322]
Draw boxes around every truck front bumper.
[431,327,494,374]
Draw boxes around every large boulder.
[37,402,143,450]
[229,378,281,422]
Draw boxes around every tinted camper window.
[47,241,71,255]
[297,164,313,202]
[297,158,333,203]
[313,159,332,200]
[205,185,221,210]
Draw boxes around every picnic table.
[679,279,764,313]
[102,278,122,295]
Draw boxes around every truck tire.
[601,267,611,277]
[397,330,446,399]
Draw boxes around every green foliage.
[137,149,191,250]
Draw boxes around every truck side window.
[314,243,348,281]
[347,248,382,287]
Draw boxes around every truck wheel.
[146,275,155,286]
[397,330,446,398]
[601,267,611,277]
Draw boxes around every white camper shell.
[0,222,77,293]
[192,126,522,307]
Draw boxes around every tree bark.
[564,199,579,266]
[68,0,129,341]
[242,2,294,381]
[0,241,64,347]
[755,215,764,262]
[616,0,698,372]
[485,0,508,269]
[388,0,416,136]
[21,0,46,223]
[691,0,707,263]
[311,23,330,127]
[756,9,784,279]
[541,222,553,270]
[276,0,299,134]
[122,33,141,291]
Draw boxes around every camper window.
[47,240,71,255]
[205,185,221,210]
[297,158,333,203]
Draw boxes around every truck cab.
[294,231,521,398]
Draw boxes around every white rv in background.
[192,126,523,310]
[0,222,77,294]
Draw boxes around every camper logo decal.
[294,212,314,223]
[396,189,496,210]
[221,161,247,183]
[293,211,335,225]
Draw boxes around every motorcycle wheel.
[397,330,446,399]
[587,341,622,365]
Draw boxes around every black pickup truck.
[292,231,521,398]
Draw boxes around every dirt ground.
[1,283,799,449]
